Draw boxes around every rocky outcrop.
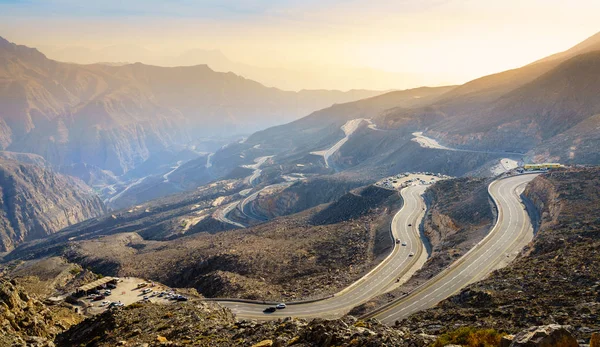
[254,177,366,220]
[0,158,106,252]
[310,185,395,225]
[0,278,66,346]
[504,325,578,347]
[57,303,409,347]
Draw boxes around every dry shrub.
[432,326,505,347]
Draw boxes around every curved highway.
[218,184,428,319]
[368,173,538,324]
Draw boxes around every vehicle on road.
[401,242,407,246]
[263,307,277,313]
[177,296,188,302]
[408,224,412,227]
[395,239,401,244]
[276,303,287,309]
[409,252,415,257]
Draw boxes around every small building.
[523,163,563,171]
[74,277,117,296]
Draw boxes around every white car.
[401,242,407,246]
[100,300,110,307]
[276,303,287,309]
[409,252,415,257]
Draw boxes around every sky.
[1,0,599,90]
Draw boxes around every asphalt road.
[412,132,525,156]
[217,184,428,320]
[370,173,538,324]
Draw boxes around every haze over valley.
[1,1,600,346]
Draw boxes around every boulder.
[509,325,578,347]
[251,340,273,347]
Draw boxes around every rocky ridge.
[0,157,106,252]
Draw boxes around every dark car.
[93,295,105,301]
[408,224,412,227]
[263,307,277,313]
[177,296,188,301]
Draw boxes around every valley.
[1,21,600,347]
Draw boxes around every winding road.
[367,173,538,324]
[215,173,538,323]
[218,184,428,319]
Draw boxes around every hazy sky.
[1,0,599,90]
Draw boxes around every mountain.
[358,31,600,166]
[0,36,384,176]
[192,31,600,189]
[0,157,106,252]
[417,50,600,160]
[41,44,438,91]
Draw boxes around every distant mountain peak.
[532,30,600,65]
[0,35,14,49]
[0,35,48,61]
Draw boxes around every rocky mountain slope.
[56,302,410,347]
[422,50,600,156]
[5,183,399,302]
[0,157,106,252]
[0,36,382,177]
[398,168,600,344]
[0,277,82,346]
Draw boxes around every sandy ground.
[411,132,453,150]
[85,277,176,315]
[376,173,450,190]
[490,158,520,175]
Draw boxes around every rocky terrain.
[397,168,600,344]
[0,157,106,252]
[252,176,367,220]
[5,183,400,302]
[0,276,83,346]
[56,301,414,347]
[2,275,593,346]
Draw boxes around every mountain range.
[224,30,600,180]
[0,36,383,176]
[39,44,441,91]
